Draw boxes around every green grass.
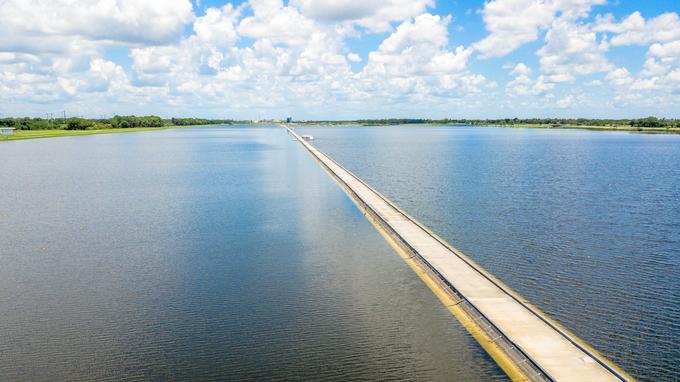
[0,125,203,141]
[486,123,680,134]
[395,122,680,133]
[291,122,680,134]
[5,123,678,141]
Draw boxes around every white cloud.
[593,12,645,34]
[291,0,433,33]
[238,0,320,46]
[61,59,129,94]
[506,63,554,96]
[605,67,633,87]
[0,0,195,111]
[125,0,359,114]
[600,12,680,97]
[510,63,532,76]
[556,95,574,108]
[364,14,466,76]
[0,0,194,53]
[595,11,680,46]
[474,0,605,58]
[537,19,611,82]
[347,53,362,62]
[1,0,679,118]
[474,0,555,58]
[648,39,680,59]
[289,33,351,81]
[360,13,490,100]
[194,3,242,46]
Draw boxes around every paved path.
[288,127,632,382]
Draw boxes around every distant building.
[286,116,292,123]
[0,127,15,136]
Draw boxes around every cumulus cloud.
[360,13,490,99]
[648,40,680,60]
[600,11,680,100]
[510,63,532,76]
[291,0,433,32]
[1,0,679,118]
[364,14,469,76]
[0,0,195,111]
[347,53,362,62]
[238,0,321,46]
[59,59,129,95]
[127,8,491,115]
[474,0,605,58]
[594,11,680,46]
[194,3,242,46]
[605,67,633,87]
[125,0,357,113]
[621,40,680,92]
[474,0,555,58]
[537,19,611,82]
[505,63,554,96]
[0,0,194,53]
[555,95,574,108]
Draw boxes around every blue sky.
[1,0,679,119]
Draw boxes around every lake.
[298,125,680,382]
[0,127,506,381]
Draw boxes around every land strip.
[1,125,208,141]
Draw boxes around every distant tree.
[66,118,93,130]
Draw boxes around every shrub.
[66,118,94,130]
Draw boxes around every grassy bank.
[1,125,200,141]
[292,122,680,134]
[446,123,680,134]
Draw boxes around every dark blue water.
[298,125,680,382]
[0,127,507,381]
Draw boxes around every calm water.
[298,125,680,382]
[0,127,507,381]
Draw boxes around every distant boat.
[301,134,314,141]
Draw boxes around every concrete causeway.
[288,127,633,382]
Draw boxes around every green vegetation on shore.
[1,115,242,131]
[2,126,205,141]
[0,115,251,141]
[298,117,680,133]
[3,115,679,141]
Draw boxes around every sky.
[1,0,679,120]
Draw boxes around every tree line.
[0,116,237,130]
[2,116,678,130]
[308,117,680,128]
[170,117,236,126]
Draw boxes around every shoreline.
[0,125,217,141]
[5,122,679,142]
[475,123,680,134]
[290,122,680,134]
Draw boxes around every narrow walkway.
[288,127,633,382]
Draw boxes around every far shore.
[0,125,212,141]
[469,123,680,134]
[291,122,680,134]
[4,121,679,142]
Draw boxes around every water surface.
[299,125,680,381]
[0,126,507,381]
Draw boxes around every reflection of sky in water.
[0,127,506,381]
[300,125,680,382]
